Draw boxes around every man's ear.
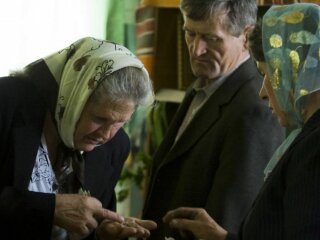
[243,25,255,50]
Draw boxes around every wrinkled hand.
[96,217,157,240]
[54,194,124,239]
[163,207,227,240]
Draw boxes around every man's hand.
[163,207,227,240]
[96,217,157,240]
[54,194,124,239]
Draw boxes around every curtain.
[106,0,140,51]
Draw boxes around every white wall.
[0,0,108,76]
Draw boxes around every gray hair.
[89,66,154,107]
[10,65,154,108]
[180,0,257,37]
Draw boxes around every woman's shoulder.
[102,128,130,153]
[0,76,44,108]
[285,111,320,170]
[110,128,130,147]
[0,76,35,96]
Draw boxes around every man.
[142,0,284,239]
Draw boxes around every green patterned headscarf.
[262,3,320,126]
[43,37,150,148]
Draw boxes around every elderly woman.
[0,37,156,239]
[162,3,320,240]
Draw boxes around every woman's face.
[74,98,135,152]
[257,61,292,127]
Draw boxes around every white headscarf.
[43,37,149,148]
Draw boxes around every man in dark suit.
[142,0,284,239]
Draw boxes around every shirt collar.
[193,55,250,97]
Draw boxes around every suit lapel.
[160,58,258,166]
[152,89,196,167]
[12,60,59,189]
[13,126,43,190]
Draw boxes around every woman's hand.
[54,194,124,239]
[163,207,227,240]
[96,217,157,240]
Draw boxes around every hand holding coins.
[96,217,157,240]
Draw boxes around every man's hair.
[248,20,265,61]
[180,0,257,36]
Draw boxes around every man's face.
[73,98,135,152]
[183,13,247,81]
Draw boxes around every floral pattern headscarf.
[43,37,149,148]
[262,3,320,126]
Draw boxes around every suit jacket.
[0,75,130,239]
[235,109,320,240]
[142,58,285,239]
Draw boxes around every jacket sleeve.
[84,129,131,240]
[0,77,56,239]
[108,129,131,212]
[0,187,55,239]
[93,128,131,211]
[205,103,284,235]
[283,130,320,239]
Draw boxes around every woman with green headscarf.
[161,3,320,240]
